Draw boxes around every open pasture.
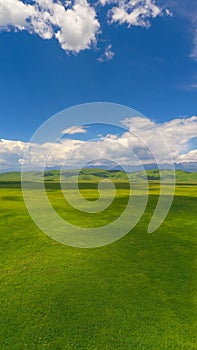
[0,180,196,349]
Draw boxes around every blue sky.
[0,0,196,170]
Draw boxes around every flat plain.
[0,171,197,349]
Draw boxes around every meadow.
[0,171,197,349]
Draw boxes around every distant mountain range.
[80,159,197,172]
[0,161,196,174]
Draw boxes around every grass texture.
[0,179,196,349]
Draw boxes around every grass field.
[0,175,197,349]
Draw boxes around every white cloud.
[104,0,168,27]
[0,138,27,153]
[0,0,100,52]
[0,0,168,55]
[0,0,35,28]
[0,137,84,170]
[121,115,197,163]
[0,116,196,171]
[178,149,197,163]
[98,44,115,62]
[54,0,100,52]
[61,125,88,135]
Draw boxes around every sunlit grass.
[0,182,196,349]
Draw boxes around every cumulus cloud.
[0,0,100,52]
[0,137,84,170]
[0,0,168,54]
[106,0,166,27]
[0,116,196,171]
[0,0,35,28]
[178,149,197,163]
[1,0,197,60]
[0,138,28,170]
[121,115,197,163]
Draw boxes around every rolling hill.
[0,168,197,183]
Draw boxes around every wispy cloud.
[61,125,88,135]
[164,0,197,60]
[190,29,197,60]
[98,44,115,62]
[190,83,197,89]
[180,81,197,91]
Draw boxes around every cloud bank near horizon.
[0,115,196,171]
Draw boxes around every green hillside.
[0,168,197,183]
[129,169,197,183]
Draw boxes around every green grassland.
[0,171,197,349]
[0,168,197,183]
